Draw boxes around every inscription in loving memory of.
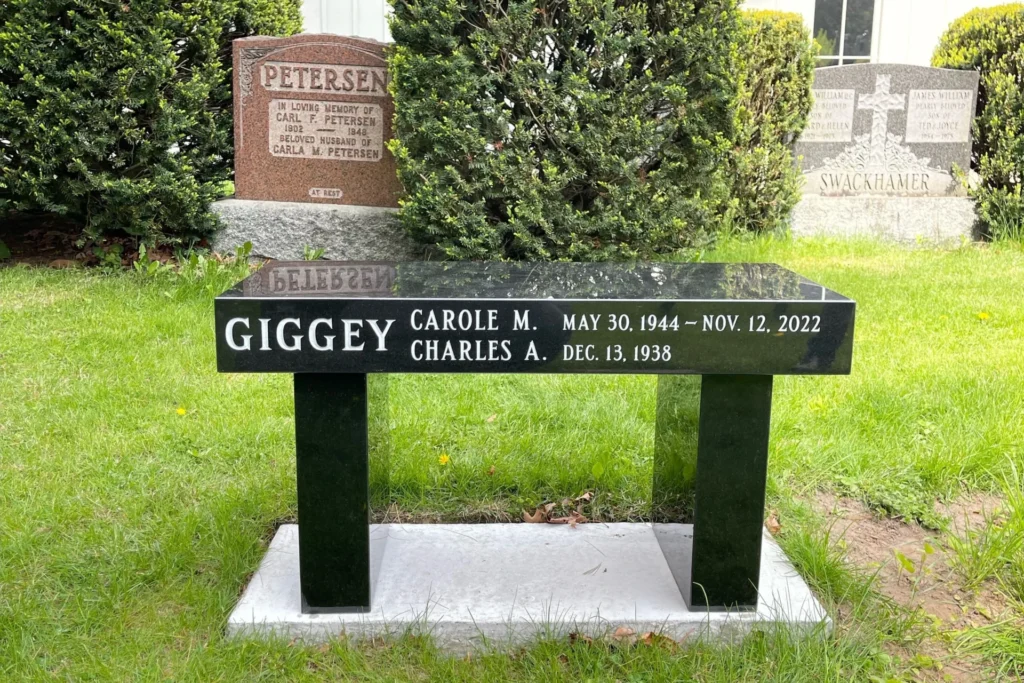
[269,99,384,161]
[262,61,389,161]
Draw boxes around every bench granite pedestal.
[215,261,856,648]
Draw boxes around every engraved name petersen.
[261,61,388,94]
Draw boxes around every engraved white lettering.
[259,318,272,351]
[341,319,365,351]
[308,318,335,352]
[366,319,395,351]
[226,317,252,351]
[276,318,302,351]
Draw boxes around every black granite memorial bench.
[216,261,855,614]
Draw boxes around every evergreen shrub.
[730,10,816,234]
[388,0,740,260]
[0,0,302,241]
[935,4,1024,240]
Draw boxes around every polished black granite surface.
[215,261,856,375]
[224,261,852,301]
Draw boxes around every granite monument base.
[791,195,977,243]
[211,198,421,261]
[217,264,856,615]
[228,523,829,652]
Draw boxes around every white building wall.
[298,0,1006,65]
[301,0,391,42]
[743,0,1007,66]
[874,0,1006,65]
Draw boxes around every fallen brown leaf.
[575,491,594,503]
[765,513,782,536]
[611,626,636,644]
[523,508,546,523]
[486,414,497,423]
[523,502,555,523]
[548,510,589,528]
[487,465,496,476]
[640,631,677,650]
[557,654,568,664]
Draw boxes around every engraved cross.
[858,75,906,167]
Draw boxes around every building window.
[813,0,877,66]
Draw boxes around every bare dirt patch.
[814,492,1013,682]
[935,493,1006,535]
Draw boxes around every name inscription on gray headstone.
[794,64,979,197]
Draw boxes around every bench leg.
[690,375,773,610]
[294,373,388,613]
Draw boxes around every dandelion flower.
[977,311,991,321]
[176,407,187,416]
[438,453,451,466]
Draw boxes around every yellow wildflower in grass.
[438,453,451,466]
[176,407,187,416]
[977,311,991,321]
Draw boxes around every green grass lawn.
[2,237,1023,680]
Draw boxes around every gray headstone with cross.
[794,64,979,198]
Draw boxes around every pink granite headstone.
[233,35,402,207]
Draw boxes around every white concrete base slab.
[229,523,829,651]
[791,195,977,243]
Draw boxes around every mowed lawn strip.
[1,237,1022,679]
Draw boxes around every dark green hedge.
[388,0,740,260]
[0,0,302,242]
[934,4,1024,240]
[730,10,816,234]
